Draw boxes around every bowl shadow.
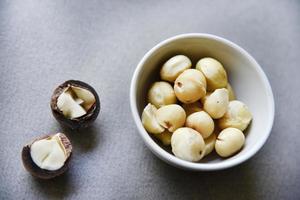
[150,151,259,200]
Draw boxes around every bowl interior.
[133,34,274,168]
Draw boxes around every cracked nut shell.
[21,133,72,179]
[50,80,100,129]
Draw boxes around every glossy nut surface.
[215,128,245,157]
[142,103,165,134]
[185,111,214,139]
[160,55,192,82]
[196,57,227,91]
[171,127,206,162]
[203,88,229,119]
[174,69,206,103]
[218,100,252,131]
[148,81,176,108]
[156,104,186,132]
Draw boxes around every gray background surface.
[0,0,299,199]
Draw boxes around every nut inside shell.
[21,133,72,179]
[51,80,100,129]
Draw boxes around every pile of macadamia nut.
[142,55,252,162]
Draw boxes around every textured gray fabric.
[0,0,299,199]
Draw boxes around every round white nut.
[153,130,172,146]
[57,86,96,119]
[185,111,214,139]
[156,104,186,132]
[215,127,245,157]
[142,103,165,134]
[204,132,217,156]
[171,127,206,162]
[148,81,176,108]
[182,101,203,116]
[226,83,236,101]
[203,88,229,119]
[174,69,207,104]
[196,57,228,91]
[160,55,192,82]
[218,100,252,131]
[30,133,69,171]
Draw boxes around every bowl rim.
[130,33,275,171]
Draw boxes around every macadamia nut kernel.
[174,69,207,103]
[185,111,214,139]
[215,128,245,157]
[171,127,206,162]
[156,104,186,132]
[218,100,252,131]
[142,103,165,134]
[196,57,227,91]
[160,55,192,82]
[30,133,69,171]
[148,81,176,108]
[57,86,96,119]
[203,88,229,119]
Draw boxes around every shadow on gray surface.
[60,122,101,153]
[32,172,76,199]
[149,150,259,200]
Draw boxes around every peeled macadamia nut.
[30,133,70,170]
[51,80,100,129]
[153,130,172,146]
[57,86,95,119]
[182,101,203,116]
[142,103,165,134]
[22,133,72,179]
[156,104,186,132]
[226,83,236,101]
[171,127,206,162]
[160,55,192,82]
[203,88,229,119]
[215,128,245,157]
[204,133,217,156]
[174,69,207,103]
[148,81,176,108]
[219,100,252,131]
[185,111,214,139]
[196,57,227,91]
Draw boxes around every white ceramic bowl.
[130,33,274,171]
